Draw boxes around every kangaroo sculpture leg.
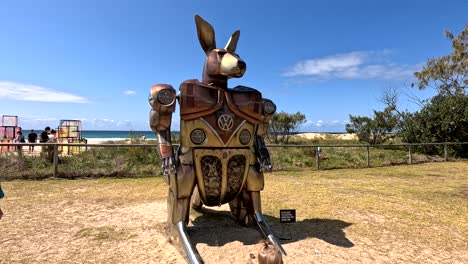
[229,166,287,255]
[250,191,287,255]
[229,190,286,255]
[191,187,203,211]
[166,164,204,264]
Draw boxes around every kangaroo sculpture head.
[195,15,246,88]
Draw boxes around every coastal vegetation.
[0,140,161,180]
[268,111,306,144]
[0,135,461,180]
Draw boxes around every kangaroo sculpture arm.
[149,84,177,182]
[254,99,276,172]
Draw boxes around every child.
[258,240,283,264]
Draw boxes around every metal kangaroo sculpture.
[149,15,285,263]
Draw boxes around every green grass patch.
[259,162,468,249]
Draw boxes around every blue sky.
[0,0,466,132]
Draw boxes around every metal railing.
[0,141,467,177]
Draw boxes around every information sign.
[280,209,296,223]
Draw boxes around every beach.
[81,133,358,144]
[85,138,132,144]
[294,132,358,140]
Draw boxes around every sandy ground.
[85,138,130,144]
[1,198,466,264]
[0,201,357,264]
[295,133,358,140]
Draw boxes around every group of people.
[39,127,58,162]
[38,126,57,143]
[13,127,57,155]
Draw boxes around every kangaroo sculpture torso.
[149,15,285,264]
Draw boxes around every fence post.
[315,146,320,170]
[408,144,412,165]
[366,145,370,167]
[53,143,59,177]
[444,143,448,161]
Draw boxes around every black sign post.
[279,209,296,240]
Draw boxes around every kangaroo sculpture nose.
[234,60,246,76]
[238,61,246,76]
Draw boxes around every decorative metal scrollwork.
[190,129,206,145]
[239,129,251,145]
[158,89,175,105]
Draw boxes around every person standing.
[14,131,25,152]
[47,129,58,162]
[39,127,50,143]
[39,127,50,154]
[28,129,38,153]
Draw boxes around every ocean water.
[24,129,159,139]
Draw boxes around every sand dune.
[295,132,357,140]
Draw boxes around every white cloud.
[283,50,421,80]
[21,115,59,122]
[0,81,89,103]
[124,90,136,95]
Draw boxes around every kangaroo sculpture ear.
[225,30,240,52]
[195,15,216,54]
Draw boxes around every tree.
[398,94,468,157]
[268,111,306,144]
[413,25,467,96]
[396,25,468,157]
[346,106,398,144]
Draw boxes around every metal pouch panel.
[193,148,251,206]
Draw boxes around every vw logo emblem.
[218,114,234,131]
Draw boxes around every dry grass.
[0,162,467,263]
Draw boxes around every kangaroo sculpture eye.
[217,51,227,56]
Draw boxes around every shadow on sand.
[189,207,354,248]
